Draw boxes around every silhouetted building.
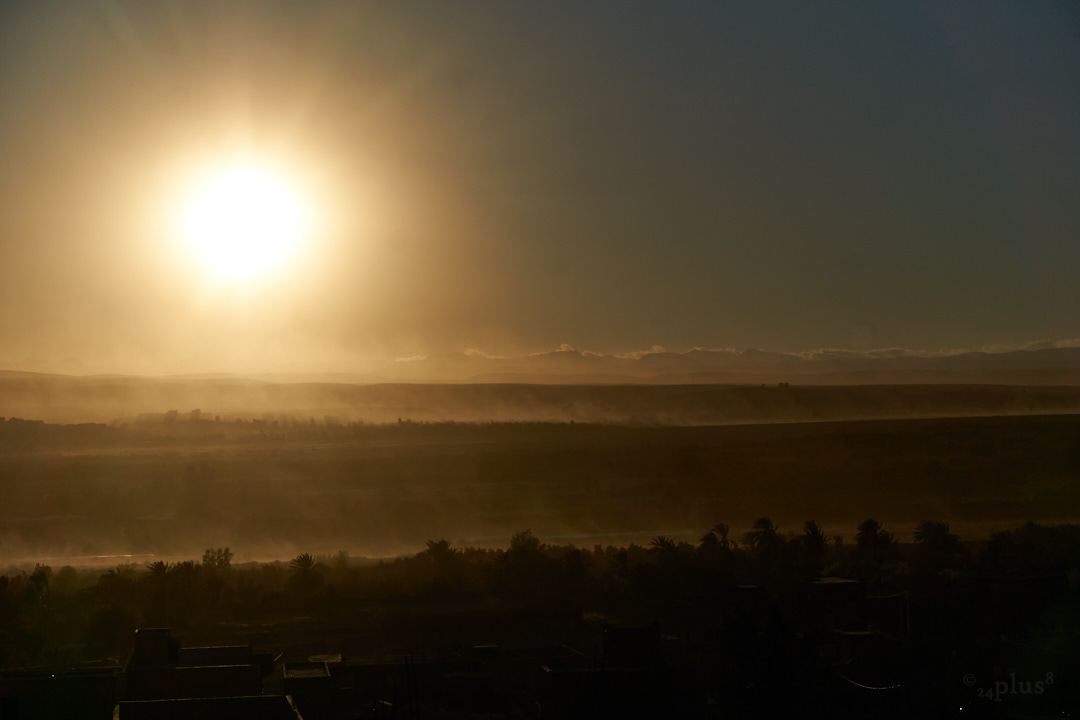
[0,665,120,720]
[125,629,268,702]
[118,695,302,720]
[282,662,332,720]
[601,622,662,668]
[536,623,677,720]
[799,576,864,633]
[325,655,432,718]
[539,664,677,720]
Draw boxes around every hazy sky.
[1,1,1078,374]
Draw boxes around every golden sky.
[1,2,1078,374]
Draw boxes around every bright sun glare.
[180,163,307,280]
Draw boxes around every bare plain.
[2,380,1078,566]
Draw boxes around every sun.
[179,163,308,280]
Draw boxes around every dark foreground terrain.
[2,409,1079,717]
[2,518,1078,718]
[2,411,1079,563]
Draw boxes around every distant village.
[2,519,1079,718]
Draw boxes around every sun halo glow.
[179,163,308,281]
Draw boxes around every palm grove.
[3,516,1078,669]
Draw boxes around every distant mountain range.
[5,346,1079,387]
[254,345,1080,386]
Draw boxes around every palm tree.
[165,560,201,608]
[426,539,456,560]
[914,520,956,545]
[291,553,315,574]
[650,535,677,551]
[289,552,323,593]
[650,535,676,550]
[649,535,679,564]
[173,560,200,575]
[914,520,961,570]
[856,519,881,546]
[801,521,829,573]
[856,519,895,563]
[99,565,138,603]
[712,523,732,550]
[145,560,171,578]
[426,539,457,577]
[802,521,829,554]
[742,517,779,553]
[982,530,1016,573]
[143,560,173,623]
[101,565,137,585]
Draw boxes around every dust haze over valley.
[3,344,1080,425]
[3,410,1080,565]
[3,354,1080,567]
[3,341,1080,565]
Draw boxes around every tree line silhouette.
[2,518,1078,670]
